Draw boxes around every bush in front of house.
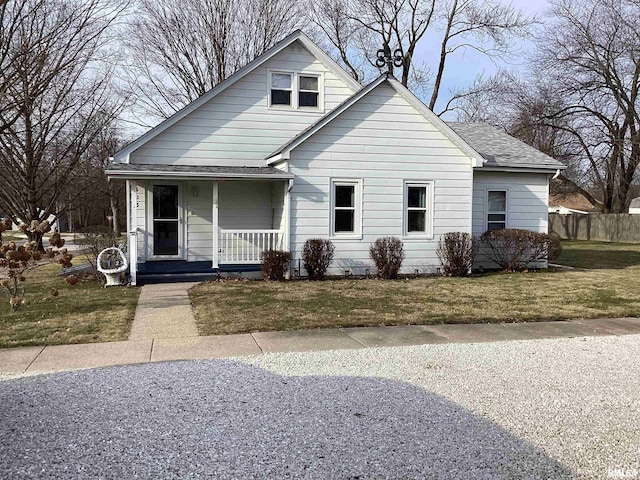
[302,238,335,280]
[260,249,291,281]
[369,236,405,279]
[436,232,477,277]
[480,228,551,272]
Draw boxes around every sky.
[122,0,553,133]
[421,0,551,118]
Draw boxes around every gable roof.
[266,74,484,166]
[448,122,566,171]
[113,30,362,163]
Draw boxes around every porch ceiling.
[106,163,294,180]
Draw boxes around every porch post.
[212,181,219,269]
[284,179,292,252]
[127,180,138,286]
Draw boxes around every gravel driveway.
[1,334,639,479]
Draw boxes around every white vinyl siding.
[130,41,354,167]
[288,82,474,275]
[185,181,213,262]
[218,181,275,230]
[472,171,551,269]
[472,172,550,237]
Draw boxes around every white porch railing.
[218,229,285,264]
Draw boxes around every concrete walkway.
[129,283,199,340]
[1,281,640,378]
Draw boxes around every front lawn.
[556,240,640,269]
[190,240,640,335]
[0,264,140,348]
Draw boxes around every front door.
[152,184,181,257]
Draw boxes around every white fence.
[218,229,285,264]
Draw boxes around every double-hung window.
[331,179,362,237]
[270,72,293,106]
[404,181,433,237]
[269,71,321,109]
[487,190,507,230]
[298,75,319,107]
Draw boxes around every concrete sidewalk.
[2,317,640,378]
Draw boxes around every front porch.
[111,166,293,285]
[135,228,286,284]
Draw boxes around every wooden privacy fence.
[549,213,640,243]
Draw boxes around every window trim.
[298,74,320,108]
[267,69,323,111]
[330,178,363,239]
[269,71,293,107]
[403,180,434,239]
[486,189,508,231]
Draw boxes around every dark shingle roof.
[448,122,565,171]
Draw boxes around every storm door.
[152,184,181,257]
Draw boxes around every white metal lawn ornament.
[97,247,128,286]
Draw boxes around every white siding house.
[108,30,564,284]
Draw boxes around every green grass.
[556,240,640,269]
[0,232,26,243]
[0,264,140,348]
[190,242,640,336]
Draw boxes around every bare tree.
[456,70,601,204]
[428,0,531,111]
[307,0,438,86]
[306,0,367,81]
[124,0,304,121]
[55,122,126,235]
[534,0,640,213]
[0,0,127,245]
[462,0,640,213]
[86,123,126,236]
[307,0,532,112]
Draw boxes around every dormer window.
[269,71,322,110]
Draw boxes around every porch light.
[192,186,199,197]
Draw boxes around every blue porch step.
[136,261,261,285]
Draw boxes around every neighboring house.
[629,197,640,214]
[107,30,565,285]
[548,193,595,215]
[549,206,591,215]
